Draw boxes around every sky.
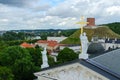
[0,0,120,30]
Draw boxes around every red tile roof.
[20,42,35,48]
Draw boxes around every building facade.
[47,37,67,43]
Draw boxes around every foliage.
[2,32,25,41]
[0,66,14,80]
[0,46,30,66]
[57,47,78,63]
[12,58,35,80]
[26,48,42,66]
[104,22,120,35]
[4,39,39,46]
[48,55,55,66]
[0,41,8,52]
[0,46,37,80]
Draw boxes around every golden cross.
[76,16,89,34]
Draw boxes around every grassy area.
[60,26,120,44]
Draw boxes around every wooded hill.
[60,25,120,44]
[103,22,120,35]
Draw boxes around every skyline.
[0,0,120,30]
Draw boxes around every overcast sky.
[0,0,120,30]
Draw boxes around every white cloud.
[0,0,120,30]
[105,6,120,16]
[0,19,9,22]
[58,22,67,26]
[47,0,120,24]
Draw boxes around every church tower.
[87,18,95,27]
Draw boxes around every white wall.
[35,43,48,48]
[105,43,120,50]
[47,37,67,43]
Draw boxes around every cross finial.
[80,16,84,21]
[76,16,89,34]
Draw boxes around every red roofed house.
[35,40,59,54]
[20,42,35,48]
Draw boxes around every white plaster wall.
[35,43,48,48]
[105,43,118,50]
[98,39,105,43]
[47,37,67,43]
[101,43,106,50]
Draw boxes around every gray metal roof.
[92,49,120,76]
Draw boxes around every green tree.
[12,58,35,80]
[105,22,120,35]
[0,66,14,80]
[26,48,42,66]
[2,31,18,41]
[57,47,78,63]
[0,46,37,80]
[48,55,55,66]
[0,46,30,66]
[0,41,8,52]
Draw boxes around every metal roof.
[92,49,120,77]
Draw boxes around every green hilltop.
[60,26,120,44]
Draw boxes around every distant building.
[91,37,120,51]
[34,49,120,80]
[26,36,41,40]
[20,42,35,48]
[47,37,67,43]
[104,38,120,50]
[35,40,59,54]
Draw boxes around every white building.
[47,37,67,43]
[26,36,41,40]
[91,37,120,51]
[35,40,59,54]
[104,38,120,50]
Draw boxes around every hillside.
[104,22,120,35]
[60,26,120,44]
